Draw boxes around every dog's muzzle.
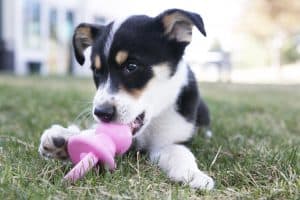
[129,112,145,135]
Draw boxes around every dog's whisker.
[73,107,92,123]
[81,112,93,121]
[72,106,96,127]
[75,111,91,122]
[71,101,94,109]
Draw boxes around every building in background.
[0,0,15,72]
[0,0,113,76]
[1,0,298,83]
[0,0,212,76]
[0,0,218,77]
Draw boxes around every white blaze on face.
[104,17,129,57]
[92,76,113,122]
[93,60,189,127]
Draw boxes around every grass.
[0,75,299,199]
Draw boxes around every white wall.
[2,0,15,51]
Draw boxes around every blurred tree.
[238,0,300,67]
[281,38,300,65]
[240,0,300,40]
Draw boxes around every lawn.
[0,75,299,199]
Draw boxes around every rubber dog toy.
[63,123,132,182]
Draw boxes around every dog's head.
[72,9,206,136]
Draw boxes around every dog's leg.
[149,144,214,190]
[38,124,94,160]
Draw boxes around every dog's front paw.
[169,168,214,190]
[188,170,214,190]
[38,125,79,160]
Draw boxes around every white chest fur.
[135,61,195,150]
[136,105,195,150]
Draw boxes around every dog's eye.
[125,63,138,73]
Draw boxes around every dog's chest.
[135,106,195,150]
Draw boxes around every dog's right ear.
[73,23,103,65]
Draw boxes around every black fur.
[196,97,210,127]
[73,9,206,92]
[175,67,210,127]
[91,23,113,87]
[89,15,186,92]
[73,23,103,65]
[175,68,199,123]
[157,9,206,37]
[52,137,66,148]
[72,9,210,127]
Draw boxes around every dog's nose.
[94,103,116,122]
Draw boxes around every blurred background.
[0,0,299,84]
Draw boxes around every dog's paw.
[169,168,214,190]
[38,125,79,160]
[188,170,214,190]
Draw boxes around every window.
[49,9,58,42]
[23,0,41,49]
[0,0,3,39]
[27,61,41,74]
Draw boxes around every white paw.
[188,170,214,190]
[38,125,79,160]
[168,167,214,190]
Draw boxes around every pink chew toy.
[63,123,132,182]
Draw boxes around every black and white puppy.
[39,9,214,190]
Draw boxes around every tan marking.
[171,22,192,42]
[130,89,144,99]
[115,51,128,65]
[120,63,169,99]
[120,85,145,99]
[77,26,92,40]
[162,12,193,42]
[94,55,101,69]
[75,26,93,49]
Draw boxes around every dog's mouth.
[129,112,145,135]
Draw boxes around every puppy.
[39,9,214,190]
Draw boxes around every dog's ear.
[73,23,103,65]
[157,9,206,43]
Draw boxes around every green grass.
[0,75,299,199]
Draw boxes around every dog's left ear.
[157,9,206,43]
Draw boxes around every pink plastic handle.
[64,152,98,182]
[64,123,132,182]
